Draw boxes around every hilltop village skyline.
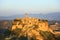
[0,13,60,40]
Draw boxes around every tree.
[11,28,22,37]
[39,30,56,40]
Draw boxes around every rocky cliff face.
[11,15,50,40]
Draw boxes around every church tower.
[25,13,29,18]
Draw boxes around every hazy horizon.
[0,0,60,16]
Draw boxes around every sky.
[0,0,60,16]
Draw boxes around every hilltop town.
[11,13,54,40]
[0,13,60,40]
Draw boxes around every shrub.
[39,30,56,40]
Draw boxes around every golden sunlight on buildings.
[11,13,49,40]
[11,13,48,31]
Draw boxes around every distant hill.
[0,12,60,21]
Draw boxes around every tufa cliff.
[11,13,53,40]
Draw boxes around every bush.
[39,31,56,40]
[55,35,60,40]
[0,34,5,40]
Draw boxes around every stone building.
[49,22,60,35]
[11,14,48,31]
[11,13,48,40]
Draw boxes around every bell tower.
[25,13,29,18]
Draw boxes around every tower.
[25,13,29,18]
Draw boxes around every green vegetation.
[39,30,56,40]
[0,28,60,40]
[55,34,60,40]
[0,29,11,40]
[0,34,5,40]
[11,28,22,37]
